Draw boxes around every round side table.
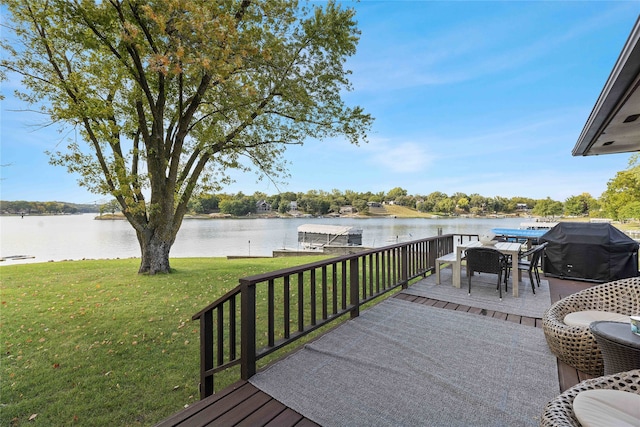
[590,321,640,375]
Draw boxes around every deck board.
[211,392,273,426]
[155,275,596,426]
[262,409,307,427]
[234,399,288,427]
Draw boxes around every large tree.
[600,156,640,220]
[564,192,599,217]
[1,0,372,273]
[532,197,563,219]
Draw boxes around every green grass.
[379,204,433,218]
[0,256,330,426]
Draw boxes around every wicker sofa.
[540,369,640,426]
[542,277,640,376]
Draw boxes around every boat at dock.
[297,224,363,250]
[519,221,558,230]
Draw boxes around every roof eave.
[572,16,640,157]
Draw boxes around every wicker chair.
[540,369,640,427]
[542,277,640,376]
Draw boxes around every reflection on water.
[0,213,524,265]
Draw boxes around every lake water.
[0,214,526,265]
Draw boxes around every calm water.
[0,214,525,265]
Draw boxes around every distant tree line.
[0,200,98,214]
[182,188,604,219]
[2,157,638,221]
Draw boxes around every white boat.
[520,221,558,230]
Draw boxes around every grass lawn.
[380,204,432,218]
[1,256,329,426]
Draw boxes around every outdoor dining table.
[452,240,524,297]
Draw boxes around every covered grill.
[540,222,639,283]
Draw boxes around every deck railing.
[192,233,478,398]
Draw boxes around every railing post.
[240,281,256,380]
[401,245,409,289]
[199,311,214,398]
[349,258,360,319]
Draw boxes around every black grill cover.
[540,223,639,283]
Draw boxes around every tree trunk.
[137,229,174,274]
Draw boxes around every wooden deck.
[155,275,594,427]
[155,380,321,427]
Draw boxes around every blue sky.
[1,1,638,204]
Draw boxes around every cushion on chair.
[540,369,640,427]
[573,389,640,427]
[564,310,632,327]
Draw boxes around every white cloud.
[364,139,431,173]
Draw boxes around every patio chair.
[465,247,508,300]
[507,242,548,294]
[540,369,640,427]
[542,277,640,376]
